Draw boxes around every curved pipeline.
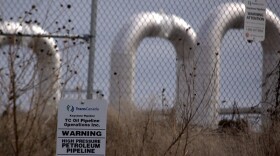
[197,3,280,127]
[0,21,61,116]
[109,12,197,116]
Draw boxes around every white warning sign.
[244,0,267,41]
[56,99,108,156]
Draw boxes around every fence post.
[87,0,98,99]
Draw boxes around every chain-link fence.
[97,0,280,129]
[0,0,92,106]
[1,0,280,154]
[1,0,280,128]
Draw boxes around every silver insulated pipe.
[197,3,280,127]
[0,21,61,117]
[109,12,204,123]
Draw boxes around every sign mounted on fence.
[56,99,108,156]
[244,0,267,41]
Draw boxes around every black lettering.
[62,131,69,136]
[66,130,102,136]
[66,148,95,153]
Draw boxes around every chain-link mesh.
[0,0,280,127]
[1,0,280,155]
[96,0,280,129]
[0,0,91,103]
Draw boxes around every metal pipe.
[87,0,98,99]
[109,12,197,117]
[198,3,280,127]
[219,107,262,115]
[0,21,61,116]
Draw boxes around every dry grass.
[0,110,57,156]
[106,107,280,156]
[0,106,280,156]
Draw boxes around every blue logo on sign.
[67,105,74,112]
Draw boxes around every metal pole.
[87,0,98,99]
